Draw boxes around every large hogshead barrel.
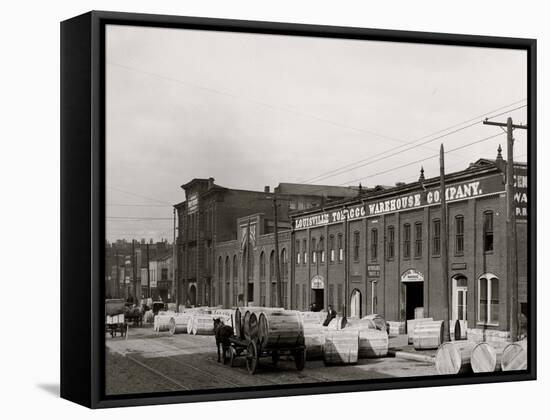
[323,329,359,365]
[257,310,304,348]
[501,340,528,371]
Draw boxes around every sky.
[105,24,528,242]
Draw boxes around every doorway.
[312,289,324,310]
[405,282,424,320]
[452,275,468,321]
[350,289,361,318]
[247,283,254,304]
[188,284,197,306]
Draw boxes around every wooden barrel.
[169,314,191,335]
[501,340,528,371]
[300,311,326,325]
[413,320,444,350]
[154,314,172,332]
[323,329,359,365]
[325,316,347,330]
[407,317,433,344]
[192,314,215,335]
[248,312,260,341]
[387,321,405,337]
[362,314,386,331]
[257,311,304,348]
[435,341,475,375]
[243,310,252,340]
[471,342,504,373]
[234,308,243,339]
[452,319,468,341]
[356,327,389,358]
[143,310,154,324]
[414,307,425,319]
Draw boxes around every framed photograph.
[61,11,536,408]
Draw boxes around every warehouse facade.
[212,154,528,338]
[174,178,358,307]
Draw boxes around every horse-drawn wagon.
[105,299,126,337]
[221,308,306,375]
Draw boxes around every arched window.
[329,234,335,263]
[371,228,378,261]
[218,256,223,280]
[269,250,275,281]
[337,234,344,262]
[483,211,494,252]
[281,248,288,280]
[232,255,238,306]
[387,226,395,260]
[455,215,465,255]
[319,236,325,263]
[225,256,230,281]
[353,231,360,262]
[259,251,266,281]
[478,273,499,325]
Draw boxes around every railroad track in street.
[124,354,191,391]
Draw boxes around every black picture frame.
[60,10,537,409]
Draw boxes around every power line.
[107,203,171,207]
[300,102,526,184]
[107,216,173,221]
[333,131,506,188]
[109,60,420,147]
[108,186,173,205]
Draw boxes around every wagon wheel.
[272,350,280,366]
[246,341,258,375]
[229,347,237,367]
[223,346,232,365]
[295,348,306,371]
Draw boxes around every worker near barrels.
[323,304,337,326]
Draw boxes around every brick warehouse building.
[174,177,358,307]
[211,152,528,339]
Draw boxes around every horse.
[213,317,234,363]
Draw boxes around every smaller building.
[148,253,174,302]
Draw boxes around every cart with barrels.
[225,308,306,375]
[105,299,126,337]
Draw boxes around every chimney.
[208,177,215,189]
[264,186,270,193]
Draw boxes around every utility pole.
[343,207,349,318]
[146,242,151,299]
[173,208,177,306]
[244,218,250,306]
[115,249,120,298]
[440,144,450,341]
[483,117,527,341]
[132,239,137,303]
[273,194,283,308]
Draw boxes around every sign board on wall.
[367,264,380,278]
[293,174,507,230]
[401,269,424,282]
[514,165,527,220]
[311,275,325,289]
[188,193,199,214]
